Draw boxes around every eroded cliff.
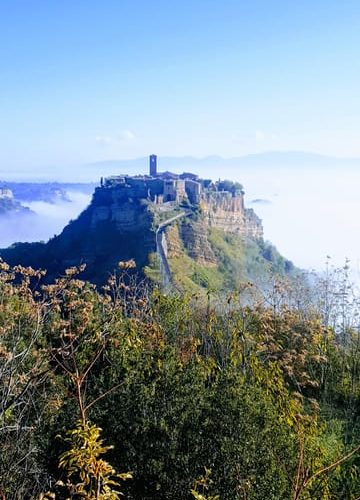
[200,191,263,239]
[0,181,278,288]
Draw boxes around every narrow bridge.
[156,210,191,289]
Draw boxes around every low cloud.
[95,130,136,146]
[117,129,136,142]
[0,191,91,248]
[255,129,265,141]
[95,135,112,146]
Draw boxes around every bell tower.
[149,154,157,176]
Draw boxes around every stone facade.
[185,179,201,204]
[163,179,186,202]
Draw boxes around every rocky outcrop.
[91,187,153,232]
[164,224,183,258]
[164,219,216,266]
[201,192,263,239]
[0,181,264,286]
[244,209,263,239]
[179,220,216,265]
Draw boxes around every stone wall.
[163,179,186,202]
[185,179,201,204]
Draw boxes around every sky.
[1,2,360,274]
[1,0,360,173]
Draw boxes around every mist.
[0,191,91,248]
[237,166,360,277]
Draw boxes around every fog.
[0,191,91,248]
[238,166,360,276]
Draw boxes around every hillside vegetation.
[1,260,360,499]
[0,198,154,285]
[1,204,292,292]
[146,220,296,293]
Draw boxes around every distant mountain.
[2,151,358,184]
[0,189,33,216]
[82,151,360,181]
[0,182,96,203]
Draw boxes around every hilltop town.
[96,154,263,240]
[0,156,295,291]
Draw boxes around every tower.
[149,154,157,176]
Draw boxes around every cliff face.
[179,220,217,265]
[51,187,156,281]
[91,187,153,232]
[200,192,263,239]
[89,187,263,274]
[0,183,265,286]
[165,220,216,265]
[1,186,156,284]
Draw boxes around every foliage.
[191,468,219,500]
[159,226,298,295]
[40,421,131,500]
[0,259,359,499]
[217,180,243,193]
[207,228,296,288]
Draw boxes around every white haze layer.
[0,191,91,248]
[238,166,360,277]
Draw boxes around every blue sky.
[1,0,360,170]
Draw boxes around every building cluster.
[101,154,243,207]
[0,188,13,199]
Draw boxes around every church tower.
[149,154,157,176]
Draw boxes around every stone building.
[184,179,201,204]
[0,188,13,199]
[163,179,187,202]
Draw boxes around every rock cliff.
[1,186,156,284]
[91,186,153,232]
[0,181,276,288]
[179,220,217,265]
[201,191,263,239]
[164,219,216,265]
